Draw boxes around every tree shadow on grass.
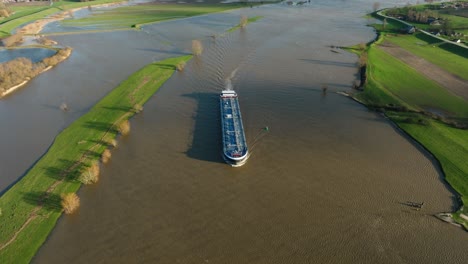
[83,149,102,159]
[153,63,176,70]
[414,33,468,59]
[414,32,443,45]
[43,159,84,182]
[23,191,62,213]
[135,48,190,56]
[101,106,133,113]
[88,139,115,148]
[83,121,118,133]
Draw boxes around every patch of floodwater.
[33,3,468,263]
[0,9,239,192]
[0,48,56,63]
[41,1,135,33]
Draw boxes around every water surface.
[0,48,56,63]
[29,2,468,264]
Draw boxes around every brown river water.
[1,1,467,263]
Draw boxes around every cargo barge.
[220,90,248,167]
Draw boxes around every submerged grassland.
[384,33,468,80]
[0,55,192,263]
[0,8,263,261]
[226,15,263,32]
[60,3,265,30]
[0,0,127,37]
[352,12,468,229]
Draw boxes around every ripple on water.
[0,48,56,63]
[7,2,468,264]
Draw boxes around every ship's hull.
[220,90,248,167]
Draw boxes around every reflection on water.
[1,1,467,263]
[0,48,56,63]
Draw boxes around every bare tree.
[0,2,11,18]
[191,40,203,56]
[61,193,80,214]
[358,42,366,51]
[240,15,248,28]
[176,61,186,72]
[101,149,112,164]
[118,120,131,136]
[78,162,100,184]
[358,52,368,67]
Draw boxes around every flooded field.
[0,1,467,263]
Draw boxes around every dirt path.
[378,41,468,101]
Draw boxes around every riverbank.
[0,8,264,261]
[0,0,128,37]
[346,10,468,230]
[60,3,268,31]
[0,1,128,98]
[0,55,193,263]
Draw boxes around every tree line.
[0,48,72,94]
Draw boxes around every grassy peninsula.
[0,0,127,37]
[0,4,263,259]
[61,3,265,30]
[349,5,468,229]
[0,55,192,263]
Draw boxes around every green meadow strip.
[0,7,61,37]
[0,0,127,37]
[351,16,468,228]
[0,7,266,261]
[385,33,468,80]
[0,55,192,263]
[61,3,265,30]
[227,16,263,33]
[359,47,468,117]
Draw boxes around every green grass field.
[385,33,468,80]
[355,28,468,227]
[0,55,192,263]
[0,7,263,259]
[358,47,468,118]
[61,3,261,29]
